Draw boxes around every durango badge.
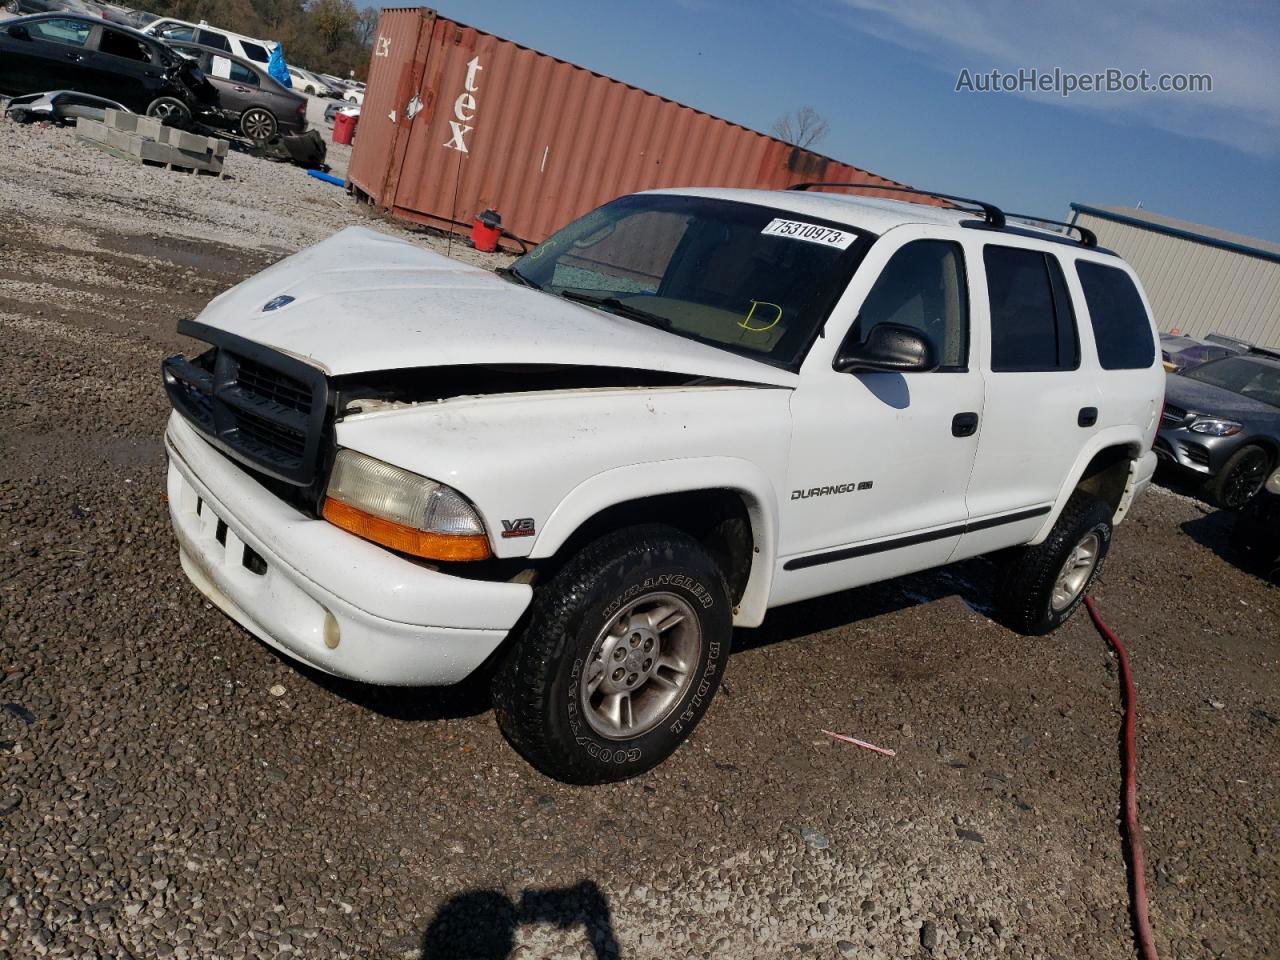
[501,517,536,538]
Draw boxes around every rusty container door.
[347,7,435,201]
[382,17,920,244]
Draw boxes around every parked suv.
[161,186,1162,782]
[142,16,275,68]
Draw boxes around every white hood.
[195,227,796,387]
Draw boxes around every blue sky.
[413,0,1280,243]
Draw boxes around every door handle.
[952,412,979,437]
[1078,407,1098,427]
[65,52,84,61]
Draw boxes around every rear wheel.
[492,525,731,784]
[239,107,277,142]
[1205,444,1270,510]
[997,491,1113,635]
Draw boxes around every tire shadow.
[420,880,620,960]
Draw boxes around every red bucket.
[332,111,358,145]
[472,209,502,252]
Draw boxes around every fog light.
[323,609,341,649]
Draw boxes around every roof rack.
[1004,213,1097,248]
[786,183,1006,229]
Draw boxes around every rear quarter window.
[1075,262,1156,369]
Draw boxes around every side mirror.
[7,24,31,40]
[834,322,938,374]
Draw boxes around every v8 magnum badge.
[501,517,536,538]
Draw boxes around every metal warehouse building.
[1069,203,1280,348]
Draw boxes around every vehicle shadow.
[263,646,494,721]
[1178,508,1277,582]
[274,553,1002,718]
[419,880,621,959]
[735,555,1000,652]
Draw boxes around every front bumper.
[1154,425,1237,477]
[165,412,532,685]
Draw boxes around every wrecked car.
[0,13,215,119]
[168,41,306,141]
[162,187,1163,783]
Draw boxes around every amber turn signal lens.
[322,498,492,561]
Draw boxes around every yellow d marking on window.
[740,300,783,332]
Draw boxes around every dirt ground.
[1,119,1277,960]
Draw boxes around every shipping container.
[349,7,927,247]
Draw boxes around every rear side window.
[197,29,231,51]
[99,29,151,62]
[156,23,195,42]
[984,246,1079,372]
[850,239,969,369]
[1076,262,1156,369]
[229,61,258,85]
[240,40,269,63]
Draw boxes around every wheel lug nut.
[612,668,624,681]
[643,638,653,652]
[613,647,625,660]
[630,633,640,647]
[643,658,652,671]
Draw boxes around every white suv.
[143,17,276,68]
[161,185,1163,783]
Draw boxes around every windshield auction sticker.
[760,219,858,249]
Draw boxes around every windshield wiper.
[495,265,539,289]
[559,290,672,329]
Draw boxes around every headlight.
[322,449,491,561]
[1266,469,1280,496]
[1188,418,1243,436]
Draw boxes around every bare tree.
[770,107,830,149]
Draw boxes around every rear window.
[1076,262,1156,369]
[984,246,1079,372]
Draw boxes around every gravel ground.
[1,119,1278,960]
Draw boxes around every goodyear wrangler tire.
[996,491,1113,636]
[492,525,731,784]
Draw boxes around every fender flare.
[1029,427,1145,544]
[530,457,781,627]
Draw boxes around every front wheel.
[996,491,1113,635]
[492,525,731,784]
[1205,444,1270,510]
[145,97,191,124]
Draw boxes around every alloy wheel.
[1050,531,1100,612]
[1224,449,1269,509]
[580,592,702,740]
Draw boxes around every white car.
[161,185,1163,783]
[286,66,336,97]
[142,16,276,69]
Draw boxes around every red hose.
[1083,596,1161,960]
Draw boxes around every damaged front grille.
[163,325,328,486]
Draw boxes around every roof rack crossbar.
[786,182,1006,229]
[1004,213,1098,248]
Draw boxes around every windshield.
[510,194,874,369]
[1184,355,1280,408]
